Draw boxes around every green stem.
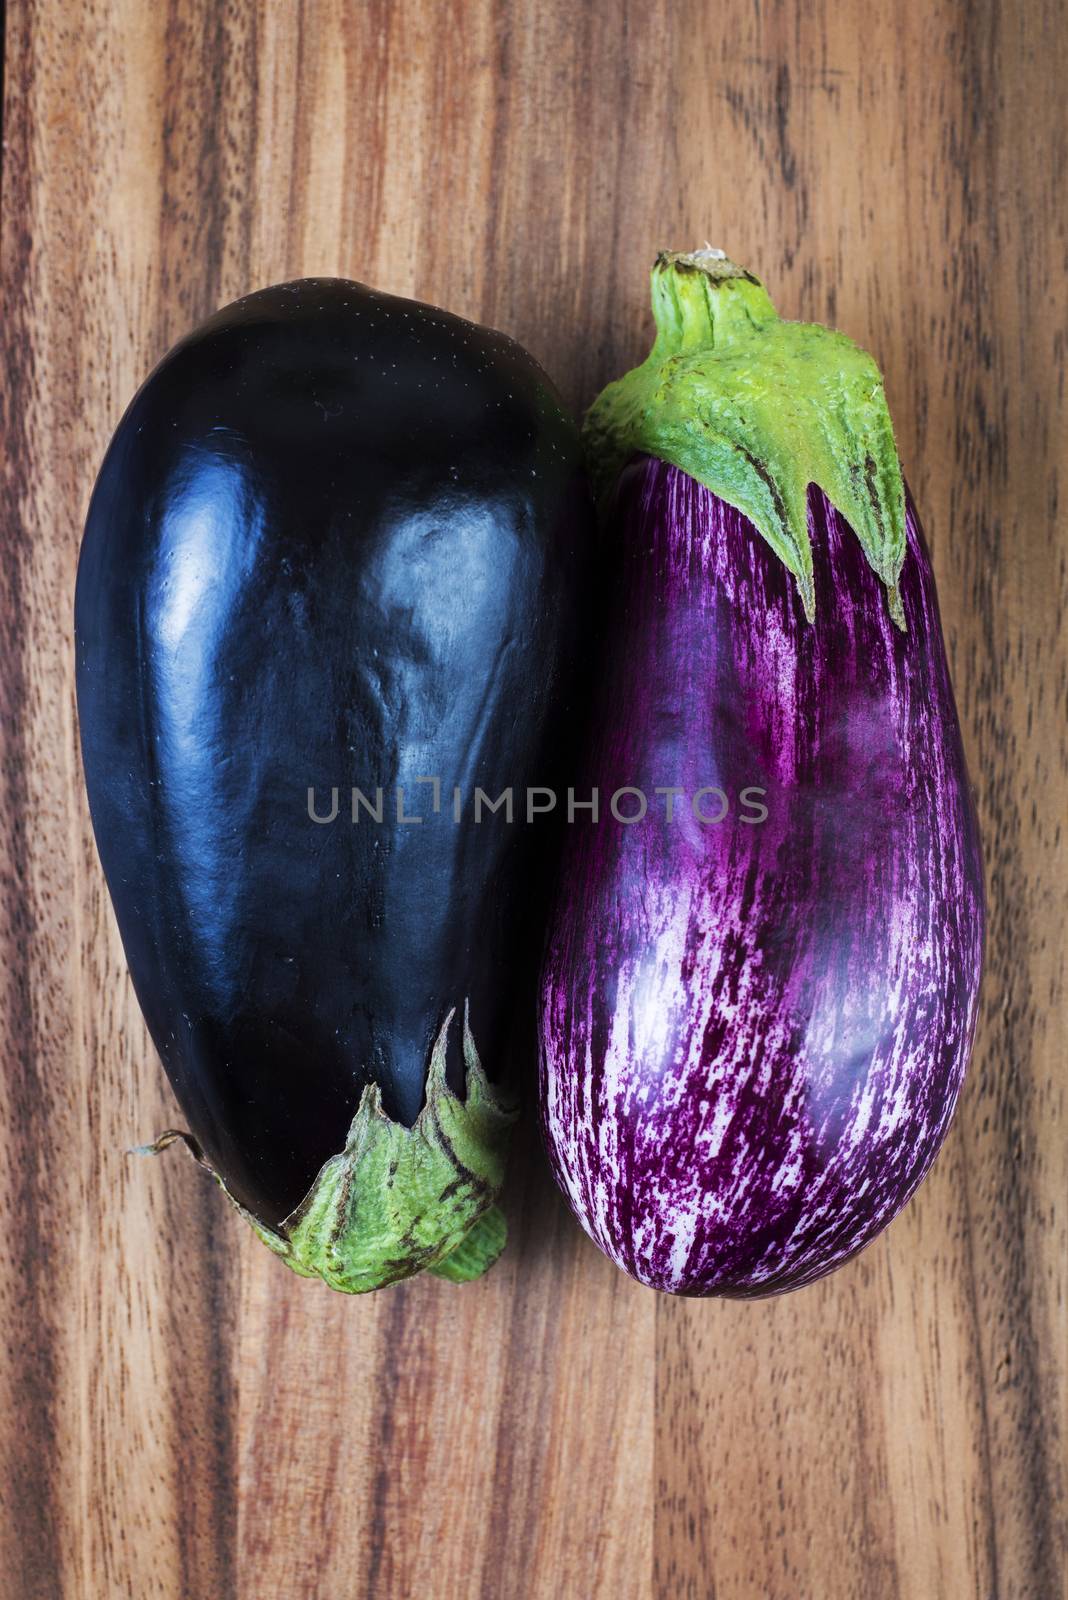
[132,1001,517,1295]
[429,1203,508,1282]
[584,248,907,627]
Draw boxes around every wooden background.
[1,1,1064,1595]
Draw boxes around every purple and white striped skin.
[538,457,985,1297]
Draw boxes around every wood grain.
[0,1,1063,1596]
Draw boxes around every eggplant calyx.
[132,1002,517,1294]
[584,248,907,627]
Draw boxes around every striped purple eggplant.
[538,251,985,1297]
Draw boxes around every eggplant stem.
[584,249,908,629]
[127,1009,517,1295]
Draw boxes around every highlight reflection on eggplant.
[76,278,593,1292]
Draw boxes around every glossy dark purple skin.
[539,457,985,1297]
[75,278,591,1229]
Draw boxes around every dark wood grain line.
[0,4,65,1593]
[652,1316,713,1600]
[0,0,8,234]
[338,0,391,284]
[153,7,244,1594]
[946,0,1066,1587]
[283,0,310,278]
[222,0,260,283]
[0,426,65,1600]
[479,0,512,328]
[170,1179,239,1600]
[362,1287,407,1600]
[958,1131,1004,1598]
[481,1131,563,1597]
[159,0,227,325]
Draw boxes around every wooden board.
[0,1,1063,1595]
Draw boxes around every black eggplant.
[76,278,591,1291]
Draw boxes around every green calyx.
[134,1001,517,1294]
[584,248,907,625]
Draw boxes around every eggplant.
[538,250,985,1297]
[76,277,591,1292]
